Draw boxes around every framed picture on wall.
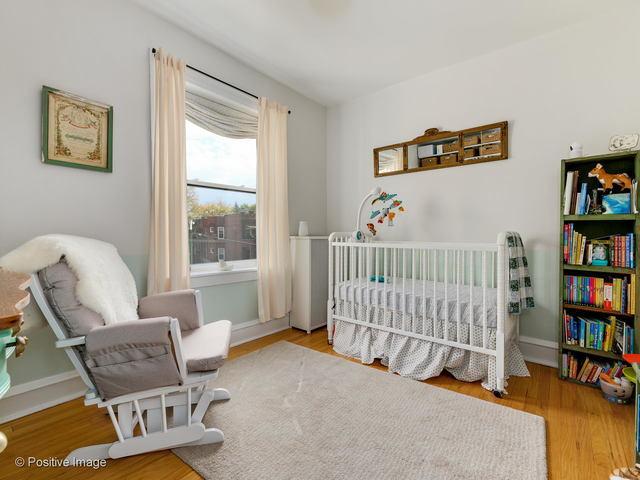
[41,86,113,172]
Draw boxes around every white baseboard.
[519,335,558,368]
[230,316,290,347]
[0,374,86,424]
[0,317,291,424]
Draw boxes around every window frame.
[217,226,225,240]
[185,132,257,281]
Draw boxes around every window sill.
[190,266,257,287]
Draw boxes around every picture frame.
[590,239,610,266]
[41,86,113,172]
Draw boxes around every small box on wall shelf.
[480,144,501,156]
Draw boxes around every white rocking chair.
[30,265,232,461]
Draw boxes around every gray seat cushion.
[38,259,104,337]
[181,320,231,372]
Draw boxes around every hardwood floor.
[0,327,634,479]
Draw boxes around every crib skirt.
[331,299,530,390]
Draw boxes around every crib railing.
[327,232,509,393]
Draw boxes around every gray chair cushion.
[85,317,182,400]
[181,320,231,372]
[139,289,201,331]
[38,259,104,337]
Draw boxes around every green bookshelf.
[559,150,640,385]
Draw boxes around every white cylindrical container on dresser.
[289,235,328,334]
[298,221,309,236]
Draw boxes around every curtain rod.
[152,48,291,114]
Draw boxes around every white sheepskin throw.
[0,235,138,324]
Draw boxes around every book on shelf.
[563,310,634,354]
[563,224,635,267]
[563,170,592,215]
[563,274,636,314]
[561,352,625,384]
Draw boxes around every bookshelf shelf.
[564,214,637,221]
[561,377,601,389]
[563,264,635,275]
[559,150,640,387]
[563,302,634,318]
[561,343,623,361]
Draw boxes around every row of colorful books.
[563,274,636,314]
[561,352,625,384]
[610,234,635,268]
[563,311,634,354]
[563,224,635,267]
[563,223,587,265]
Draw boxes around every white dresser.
[290,236,328,334]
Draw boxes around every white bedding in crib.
[334,277,499,328]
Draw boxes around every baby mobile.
[367,192,405,236]
[353,186,406,241]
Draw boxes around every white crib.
[326,232,522,397]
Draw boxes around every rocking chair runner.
[30,260,232,461]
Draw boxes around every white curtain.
[185,90,257,139]
[147,48,190,295]
[256,98,291,323]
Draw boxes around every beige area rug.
[174,342,547,480]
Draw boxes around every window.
[186,120,257,269]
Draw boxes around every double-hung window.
[185,82,258,277]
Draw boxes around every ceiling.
[133,0,618,106]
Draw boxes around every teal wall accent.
[6,322,73,387]
[199,281,259,324]
[517,247,557,343]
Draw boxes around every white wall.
[326,9,640,342]
[0,0,326,387]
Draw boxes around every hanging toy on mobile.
[353,187,406,241]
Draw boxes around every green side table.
[0,269,32,453]
[0,327,16,398]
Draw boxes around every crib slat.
[351,246,356,307]
[412,248,416,332]
[402,249,407,331]
[482,251,488,349]
[358,246,362,307]
[392,248,397,329]
[491,251,495,288]
[343,244,347,286]
[338,242,342,285]
[366,246,371,323]
[444,250,449,341]
[456,249,461,343]
[381,247,386,324]
[433,249,438,338]
[422,250,427,336]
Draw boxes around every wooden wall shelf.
[373,121,508,177]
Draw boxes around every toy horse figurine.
[588,163,633,191]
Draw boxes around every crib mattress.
[334,277,499,328]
